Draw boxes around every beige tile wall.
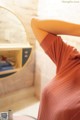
[0,0,38,96]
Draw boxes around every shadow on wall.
[34,65,41,99]
[34,41,56,99]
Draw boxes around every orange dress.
[38,33,80,120]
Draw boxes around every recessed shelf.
[0,44,32,78]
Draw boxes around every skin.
[31,18,80,43]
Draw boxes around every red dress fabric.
[38,33,80,120]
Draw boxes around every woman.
[31,18,80,120]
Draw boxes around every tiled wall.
[0,7,27,44]
[0,0,38,96]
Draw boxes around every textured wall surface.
[0,0,38,96]
[0,7,27,44]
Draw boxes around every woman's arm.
[31,18,80,43]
